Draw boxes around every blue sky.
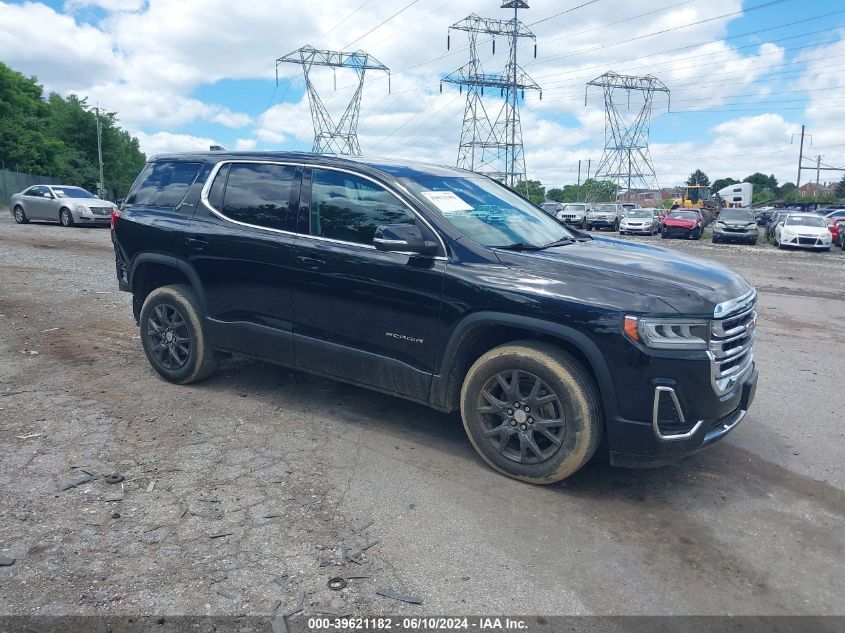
[2,0,845,187]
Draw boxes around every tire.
[139,284,218,384]
[460,340,603,484]
[586,225,592,231]
[60,207,74,227]
[748,238,757,246]
[692,227,701,240]
[13,205,28,224]
[660,231,667,239]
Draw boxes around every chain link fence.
[1,168,63,211]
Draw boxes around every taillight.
[110,209,121,231]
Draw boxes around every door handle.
[184,236,209,251]
[296,255,325,271]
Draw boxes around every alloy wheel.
[61,209,71,226]
[145,303,191,370]
[476,369,565,464]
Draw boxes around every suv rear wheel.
[139,284,218,384]
[460,341,602,484]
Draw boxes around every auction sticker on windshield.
[420,190,474,213]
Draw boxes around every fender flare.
[430,311,618,419]
[129,253,208,313]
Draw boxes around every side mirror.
[115,198,125,206]
[373,224,439,257]
[44,192,55,199]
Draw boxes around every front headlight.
[624,316,710,350]
[715,221,726,228]
[74,204,88,213]
[745,223,757,230]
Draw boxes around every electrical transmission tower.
[442,1,541,187]
[276,45,389,155]
[585,72,669,202]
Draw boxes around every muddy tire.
[13,206,28,224]
[460,340,603,484]
[139,284,218,384]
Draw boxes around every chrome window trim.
[652,386,703,441]
[199,159,448,260]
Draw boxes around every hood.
[664,216,697,228]
[61,197,107,205]
[493,237,752,317]
[780,224,829,236]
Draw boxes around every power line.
[320,0,373,39]
[343,0,423,50]
[532,8,844,83]
[528,0,602,27]
[527,0,793,67]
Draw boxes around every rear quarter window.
[126,161,202,207]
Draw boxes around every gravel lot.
[0,213,843,618]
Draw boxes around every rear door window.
[126,161,202,207]
[214,163,296,231]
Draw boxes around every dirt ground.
[0,213,843,618]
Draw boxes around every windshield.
[625,210,651,218]
[399,175,573,248]
[540,203,559,211]
[786,215,825,227]
[595,204,617,212]
[52,187,96,199]
[563,204,586,211]
[668,211,698,220]
[719,210,753,221]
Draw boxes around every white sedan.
[9,184,117,227]
[774,213,833,251]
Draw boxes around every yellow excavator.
[672,185,723,222]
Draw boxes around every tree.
[743,172,777,193]
[837,174,845,192]
[545,187,564,202]
[0,61,145,198]
[712,177,739,193]
[779,182,797,198]
[515,179,545,205]
[686,169,710,186]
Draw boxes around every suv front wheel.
[139,284,218,384]
[460,341,602,484]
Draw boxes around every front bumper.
[662,225,697,238]
[609,366,757,467]
[780,234,831,249]
[620,224,654,234]
[587,217,617,228]
[714,228,757,242]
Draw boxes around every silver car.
[9,184,117,227]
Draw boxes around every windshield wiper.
[539,237,574,249]
[492,242,542,251]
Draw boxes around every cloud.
[134,131,220,156]
[1,0,843,187]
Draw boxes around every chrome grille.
[90,206,113,216]
[710,290,756,394]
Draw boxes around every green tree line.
[0,61,146,199]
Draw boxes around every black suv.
[112,152,758,484]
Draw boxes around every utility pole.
[576,159,581,190]
[442,3,540,186]
[795,124,805,189]
[276,46,389,155]
[816,155,822,188]
[95,105,105,198]
[585,72,669,204]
